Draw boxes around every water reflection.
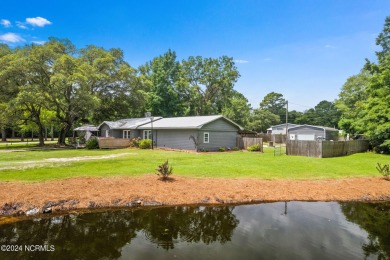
[0,206,238,259]
[0,202,389,259]
[140,206,238,250]
[340,202,390,259]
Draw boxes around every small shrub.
[86,138,99,149]
[139,139,151,149]
[218,147,226,152]
[129,137,141,147]
[156,160,173,180]
[232,147,239,151]
[247,144,261,152]
[376,162,390,180]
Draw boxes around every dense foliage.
[336,16,390,153]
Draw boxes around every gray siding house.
[288,125,339,141]
[137,115,243,151]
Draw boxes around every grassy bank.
[0,147,388,181]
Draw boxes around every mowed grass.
[0,140,58,149]
[0,147,388,182]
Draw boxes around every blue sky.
[1,0,389,111]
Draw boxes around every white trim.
[105,130,109,137]
[123,130,131,139]
[204,132,209,143]
[143,130,152,139]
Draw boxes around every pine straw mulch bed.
[0,175,389,218]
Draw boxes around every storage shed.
[288,125,339,141]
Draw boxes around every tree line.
[0,17,389,153]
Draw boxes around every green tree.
[287,110,304,124]
[182,55,240,115]
[80,45,144,122]
[259,92,286,123]
[0,44,12,141]
[361,57,390,152]
[0,44,20,141]
[222,91,252,128]
[247,108,279,133]
[293,100,340,128]
[0,44,54,145]
[355,16,390,153]
[140,50,187,117]
[376,16,390,62]
[336,71,369,135]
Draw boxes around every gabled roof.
[98,117,162,130]
[288,124,338,132]
[137,115,243,130]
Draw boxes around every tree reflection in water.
[340,202,390,259]
[0,206,238,259]
[140,206,238,250]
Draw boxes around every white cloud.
[235,59,249,64]
[16,21,28,29]
[1,19,11,28]
[32,40,46,45]
[26,17,52,27]
[324,44,336,49]
[0,33,25,43]
[263,58,272,61]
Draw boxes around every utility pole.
[285,100,288,137]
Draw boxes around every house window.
[143,130,152,139]
[123,130,131,139]
[204,132,209,143]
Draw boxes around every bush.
[376,162,390,180]
[139,139,151,149]
[86,138,99,149]
[156,160,173,180]
[375,140,390,154]
[129,137,141,148]
[232,147,240,151]
[218,147,226,152]
[247,144,261,152]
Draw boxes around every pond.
[0,202,389,259]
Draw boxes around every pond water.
[0,202,389,259]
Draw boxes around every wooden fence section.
[287,140,369,158]
[99,137,131,149]
[321,140,369,158]
[237,136,263,151]
[287,140,322,157]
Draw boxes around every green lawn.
[0,147,388,182]
[0,140,58,149]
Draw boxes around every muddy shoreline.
[1,175,389,218]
